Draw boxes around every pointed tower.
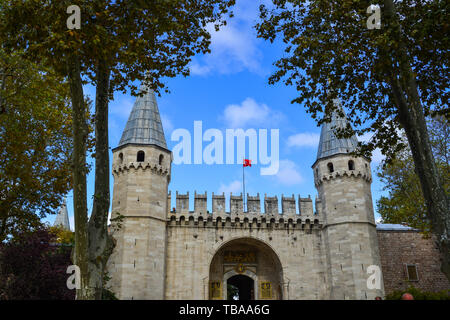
[312,99,384,300]
[107,84,172,299]
[54,198,70,230]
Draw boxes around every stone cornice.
[322,220,377,229]
[314,169,372,187]
[167,212,323,231]
[112,142,172,154]
[112,161,170,177]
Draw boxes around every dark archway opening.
[327,162,334,173]
[227,275,254,300]
[137,150,145,162]
[348,160,355,171]
[209,237,283,300]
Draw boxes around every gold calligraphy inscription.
[260,281,272,299]
[223,251,256,263]
[235,263,245,274]
[209,281,222,299]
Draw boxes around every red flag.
[243,159,252,167]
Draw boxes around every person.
[401,293,414,300]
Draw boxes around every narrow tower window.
[137,150,145,162]
[159,154,164,165]
[406,264,419,281]
[327,162,334,173]
[348,160,355,171]
[119,152,123,164]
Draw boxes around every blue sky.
[46,0,386,229]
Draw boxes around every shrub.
[0,227,75,300]
[385,286,450,300]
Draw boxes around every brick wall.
[377,230,450,295]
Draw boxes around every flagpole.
[243,158,245,212]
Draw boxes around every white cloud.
[371,148,385,164]
[287,133,320,148]
[358,132,373,144]
[222,98,282,128]
[189,1,264,76]
[110,97,134,119]
[272,160,303,186]
[218,180,242,194]
[358,132,385,164]
[190,62,212,76]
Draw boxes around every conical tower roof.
[316,99,359,160]
[54,198,70,230]
[118,84,167,149]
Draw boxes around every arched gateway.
[208,238,284,300]
[107,85,385,300]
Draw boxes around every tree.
[377,117,449,234]
[0,49,74,242]
[227,284,239,300]
[385,286,450,300]
[0,0,235,299]
[0,227,75,300]
[49,225,75,245]
[255,0,450,280]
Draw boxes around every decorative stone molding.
[314,169,372,187]
[167,211,322,230]
[112,161,170,176]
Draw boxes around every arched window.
[119,153,123,164]
[327,162,334,173]
[348,160,355,171]
[137,150,145,162]
[159,154,164,165]
[315,168,318,176]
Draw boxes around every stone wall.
[313,154,384,300]
[377,230,450,294]
[107,144,172,299]
[165,209,327,300]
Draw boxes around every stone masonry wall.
[313,154,384,300]
[377,230,450,294]
[165,192,328,300]
[165,220,327,300]
[108,144,171,299]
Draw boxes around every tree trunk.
[66,55,90,299]
[0,71,8,114]
[0,216,7,241]
[87,59,114,299]
[384,0,450,281]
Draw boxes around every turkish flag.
[243,159,252,167]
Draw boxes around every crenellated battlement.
[247,194,261,214]
[314,169,371,187]
[108,88,385,300]
[108,88,384,300]
[167,212,322,230]
[112,161,170,177]
[167,191,322,226]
